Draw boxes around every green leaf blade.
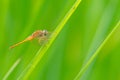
[74,20,120,80]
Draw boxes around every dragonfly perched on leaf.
[10,30,49,49]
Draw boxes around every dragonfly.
[10,30,49,49]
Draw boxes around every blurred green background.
[0,0,120,80]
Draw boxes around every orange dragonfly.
[10,30,49,49]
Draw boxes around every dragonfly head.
[42,30,48,36]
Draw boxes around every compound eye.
[43,30,48,36]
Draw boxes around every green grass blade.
[3,58,21,80]
[17,0,82,79]
[74,20,120,80]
